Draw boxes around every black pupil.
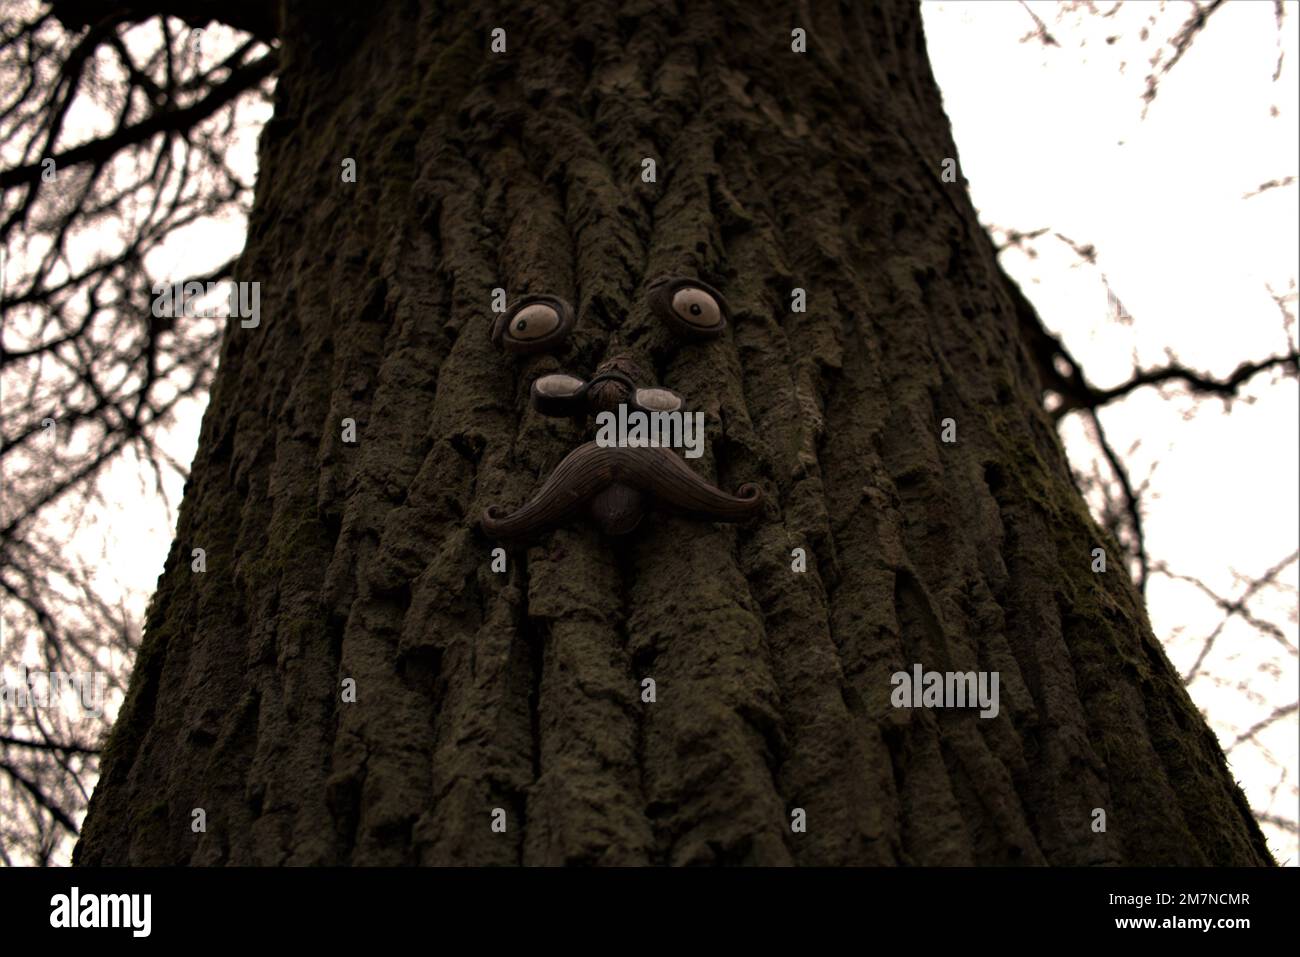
[515,318,527,331]
[689,303,702,316]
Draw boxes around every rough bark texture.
[75,0,1271,866]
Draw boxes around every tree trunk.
[74,0,1272,866]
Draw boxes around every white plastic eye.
[634,387,682,412]
[671,287,721,328]
[492,295,575,355]
[510,303,561,340]
[649,277,728,339]
[534,373,585,397]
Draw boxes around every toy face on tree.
[484,280,761,539]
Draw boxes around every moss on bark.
[76,0,1272,866]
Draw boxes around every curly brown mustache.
[482,441,763,539]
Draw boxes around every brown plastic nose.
[586,371,633,414]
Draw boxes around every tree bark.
[75,0,1272,866]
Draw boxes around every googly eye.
[671,288,721,329]
[491,294,575,354]
[512,303,560,339]
[647,277,729,339]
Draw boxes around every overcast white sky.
[8,1,1297,865]
[924,0,1299,862]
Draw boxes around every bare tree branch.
[1,2,273,865]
